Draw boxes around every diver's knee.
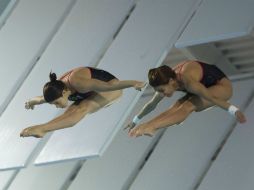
[77,101,96,114]
[117,90,123,98]
[180,101,196,114]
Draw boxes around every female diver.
[127,60,246,137]
[20,66,145,138]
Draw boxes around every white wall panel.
[0,0,11,15]
[0,0,134,170]
[8,162,77,190]
[47,0,135,72]
[0,0,74,114]
[176,0,254,48]
[129,79,254,190]
[198,89,254,190]
[0,0,17,30]
[68,92,182,190]
[0,171,16,190]
[35,0,201,165]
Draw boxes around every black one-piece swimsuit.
[67,67,117,102]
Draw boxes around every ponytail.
[43,71,66,102]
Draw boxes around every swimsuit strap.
[178,64,184,81]
[175,62,187,82]
[67,70,75,90]
[174,61,201,82]
[59,70,71,80]
[60,67,92,93]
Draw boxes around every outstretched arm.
[128,95,190,137]
[73,78,145,92]
[25,96,46,110]
[41,103,87,132]
[125,92,164,130]
[137,92,164,118]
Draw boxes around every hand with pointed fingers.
[25,99,40,110]
[124,121,136,132]
[235,110,246,123]
[134,81,146,91]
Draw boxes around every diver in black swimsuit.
[126,60,246,137]
[67,67,117,102]
[20,66,145,138]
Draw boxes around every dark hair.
[43,72,66,102]
[148,65,176,87]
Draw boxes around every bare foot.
[20,126,46,138]
[129,124,156,137]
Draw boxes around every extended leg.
[20,87,122,138]
[151,94,192,124]
[151,78,232,129]
[129,98,196,137]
